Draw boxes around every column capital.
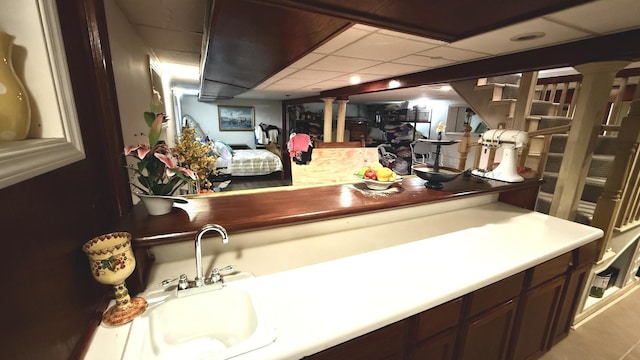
[336,99,349,104]
[320,97,336,104]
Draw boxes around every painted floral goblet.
[83,232,147,326]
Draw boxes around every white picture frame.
[0,0,84,189]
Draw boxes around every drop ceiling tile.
[353,24,379,32]
[257,67,298,87]
[393,55,454,68]
[378,29,446,45]
[271,77,316,87]
[302,79,351,91]
[332,73,389,83]
[307,55,381,72]
[417,46,490,62]
[289,53,326,69]
[334,33,436,61]
[287,69,346,81]
[313,26,373,54]
[359,62,427,76]
[545,0,640,34]
[452,18,590,55]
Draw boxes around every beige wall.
[104,1,157,148]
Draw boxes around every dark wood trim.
[120,177,542,248]
[252,0,592,42]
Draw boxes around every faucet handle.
[160,274,189,289]
[209,265,235,283]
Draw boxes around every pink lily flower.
[154,152,177,168]
[124,144,150,159]
[178,167,197,180]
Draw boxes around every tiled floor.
[541,285,640,360]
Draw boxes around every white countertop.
[84,202,603,360]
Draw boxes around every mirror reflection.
[107,1,601,196]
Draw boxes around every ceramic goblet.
[83,232,147,326]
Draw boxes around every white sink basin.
[122,275,276,360]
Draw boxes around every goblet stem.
[113,282,132,309]
[102,282,147,326]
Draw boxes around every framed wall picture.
[218,105,255,131]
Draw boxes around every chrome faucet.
[195,223,229,287]
[160,223,233,297]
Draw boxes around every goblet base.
[102,297,147,326]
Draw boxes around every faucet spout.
[195,224,229,287]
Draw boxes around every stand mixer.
[471,129,529,182]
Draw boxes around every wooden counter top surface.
[120,174,541,248]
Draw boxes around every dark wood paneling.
[1,0,131,359]
[202,0,351,99]
[256,0,592,41]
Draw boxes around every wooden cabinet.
[305,244,595,360]
[549,241,599,347]
[410,298,463,360]
[411,328,457,360]
[510,276,566,360]
[509,252,573,360]
[303,320,407,360]
[457,272,524,360]
[458,299,519,360]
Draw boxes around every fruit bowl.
[355,175,403,190]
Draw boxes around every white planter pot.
[137,194,176,216]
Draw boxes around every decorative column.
[550,61,630,220]
[321,97,335,142]
[336,99,349,142]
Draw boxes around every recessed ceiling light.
[388,80,401,89]
[438,85,452,91]
[350,75,361,85]
[510,32,546,42]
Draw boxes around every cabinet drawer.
[574,241,599,267]
[467,272,525,318]
[410,328,457,360]
[529,252,571,289]
[304,320,406,360]
[414,298,463,342]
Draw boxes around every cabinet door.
[457,299,519,360]
[304,320,407,360]
[548,263,591,347]
[410,328,457,360]
[510,276,566,360]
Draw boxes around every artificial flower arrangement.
[173,125,218,191]
[124,111,197,196]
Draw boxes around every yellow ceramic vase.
[0,32,31,141]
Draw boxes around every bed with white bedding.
[215,148,284,176]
